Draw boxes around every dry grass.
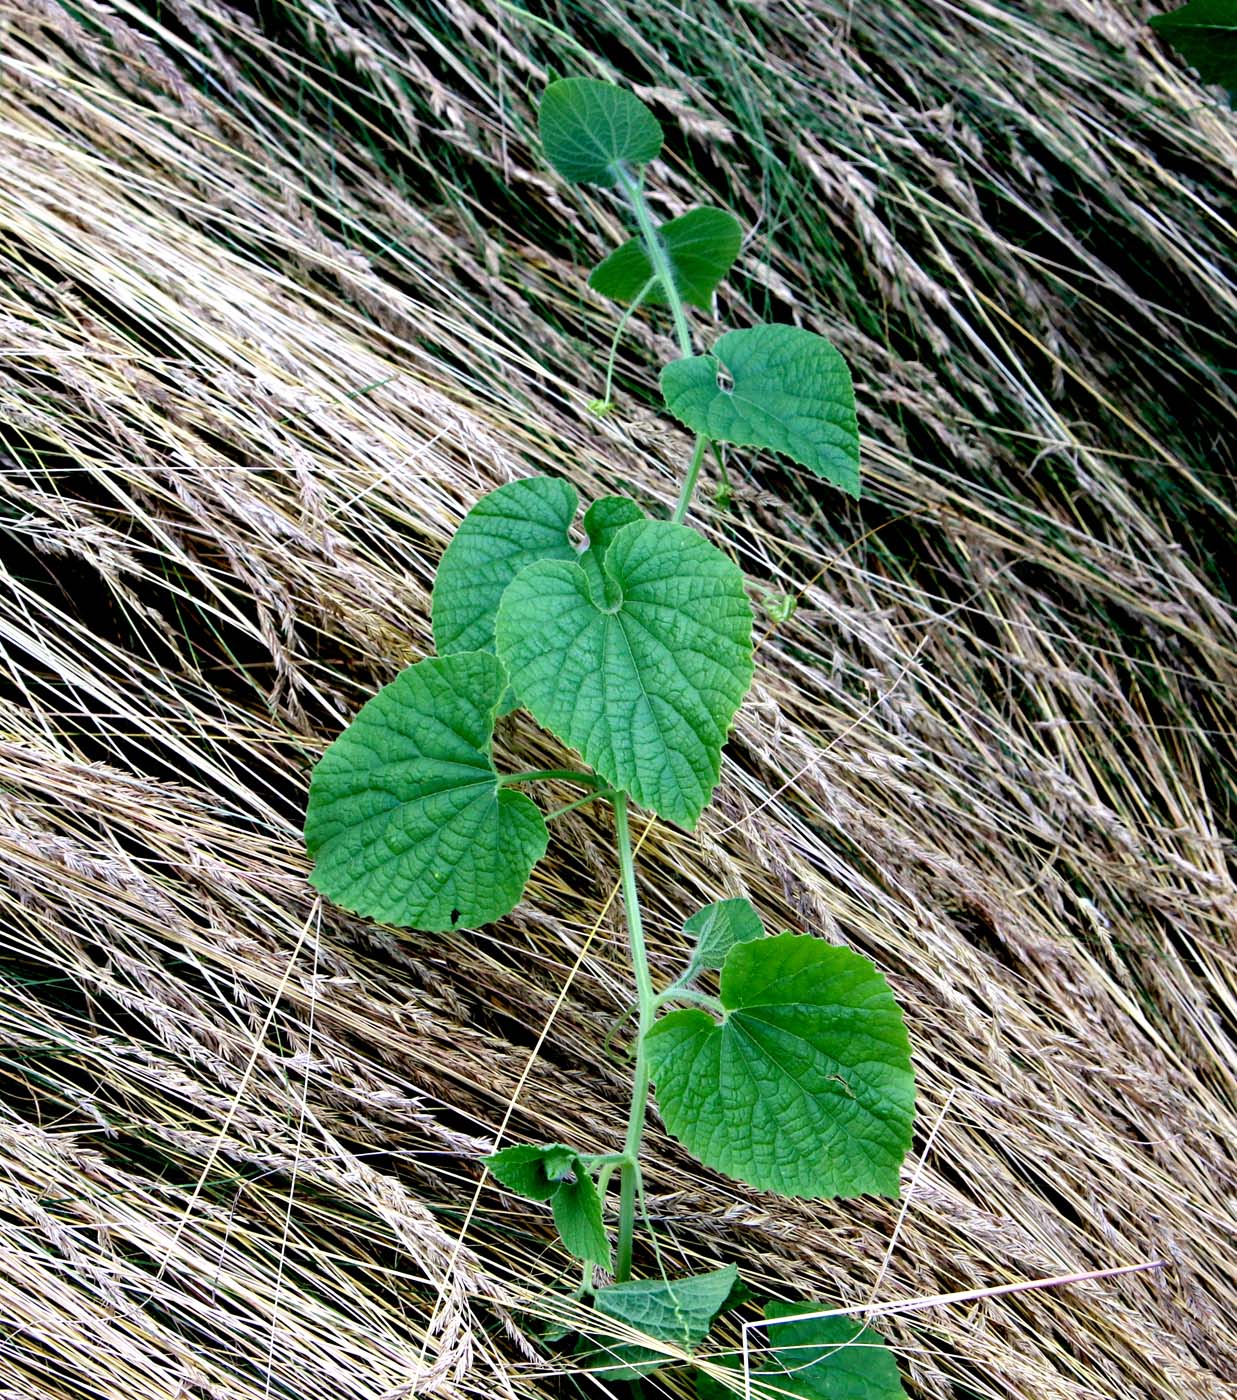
[0,0,1233,1397]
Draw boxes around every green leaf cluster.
[496,516,753,827]
[579,1265,738,1378]
[538,77,663,185]
[539,76,861,493]
[683,897,764,974]
[662,324,861,496]
[303,652,547,931]
[307,476,754,925]
[590,206,743,310]
[486,1143,610,1268]
[302,70,915,1400]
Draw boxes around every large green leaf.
[304,652,547,931]
[697,1302,906,1400]
[683,897,764,974]
[431,479,643,710]
[494,520,753,828]
[486,1142,612,1268]
[645,933,914,1197]
[1150,0,1237,90]
[539,77,663,186]
[580,1265,738,1379]
[660,324,860,496]
[590,207,744,311]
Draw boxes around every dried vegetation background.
[0,1,1234,1397]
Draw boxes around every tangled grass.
[0,1,1233,1397]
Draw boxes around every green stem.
[671,433,709,525]
[497,768,600,787]
[600,276,657,407]
[580,1152,627,1172]
[612,166,712,523]
[614,166,692,361]
[612,791,656,1282]
[651,985,724,1016]
[545,788,613,822]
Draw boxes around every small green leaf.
[485,1142,577,1201]
[582,495,646,554]
[660,324,860,496]
[590,207,744,310]
[495,520,754,828]
[552,1171,611,1269]
[684,897,764,973]
[580,1265,737,1379]
[304,652,547,931]
[1150,0,1237,90]
[645,932,914,1197]
[487,1143,612,1268]
[697,1302,906,1400]
[539,77,663,186]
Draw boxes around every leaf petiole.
[613,164,693,361]
[598,275,658,411]
[651,986,724,1017]
[545,788,615,822]
[712,441,732,510]
[580,1152,629,1172]
[672,432,710,524]
[497,767,602,788]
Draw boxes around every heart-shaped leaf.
[539,77,663,186]
[660,324,860,496]
[683,897,764,975]
[696,1302,906,1400]
[304,652,547,932]
[645,932,914,1197]
[580,1265,737,1379]
[495,520,754,828]
[589,207,743,310]
[486,1142,611,1268]
[432,479,644,710]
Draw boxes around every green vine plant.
[304,76,916,1397]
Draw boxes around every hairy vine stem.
[614,165,692,360]
[613,164,711,526]
[672,433,708,525]
[612,791,656,1282]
